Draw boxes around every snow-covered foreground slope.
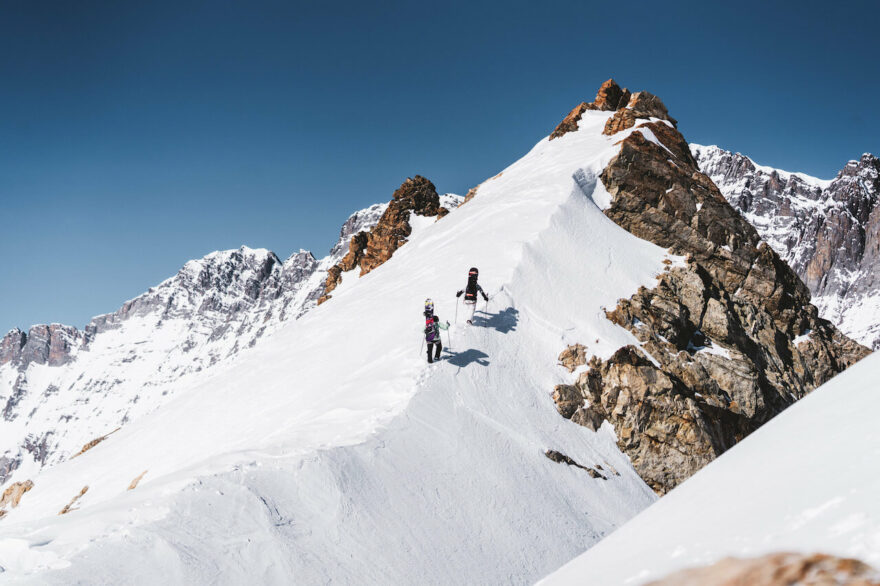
[542,350,880,586]
[0,111,675,583]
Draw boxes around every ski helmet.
[424,298,434,315]
[469,267,478,277]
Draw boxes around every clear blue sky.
[2,0,877,333]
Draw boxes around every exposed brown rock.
[602,91,678,136]
[71,427,120,459]
[128,470,148,490]
[544,450,606,479]
[554,81,869,494]
[0,479,33,511]
[58,485,89,515]
[592,79,632,111]
[647,552,880,586]
[603,109,637,135]
[550,103,592,140]
[359,175,443,274]
[460,171,503,205]
[551,384,584,419]
[558,344,587,372]
[550,79,631,140]
[320,175,448,301]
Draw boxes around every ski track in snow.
[0,111,673,584]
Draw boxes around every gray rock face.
[0,325,82,369]
[86,246,320,342]
[693,145,880,349]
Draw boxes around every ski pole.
[420,337,424,356]
[454,297,459,324]
[445,322,452,349]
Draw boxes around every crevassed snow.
[1,112,671,584]
[541,351,880,586]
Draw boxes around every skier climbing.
[423,299,449,363]
[455,267,488,325]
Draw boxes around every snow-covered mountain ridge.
[692,144,880,349]
[0,84,689,583]
[0,79,867,584]
[0,202,392,487]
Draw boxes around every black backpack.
[464,267,479,301]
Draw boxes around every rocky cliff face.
[320,177,459,302]
[0,325,82,369]
[551,81,868,494]
[693,144,880,349]
[646,552,880,586]
[0,205,386,487]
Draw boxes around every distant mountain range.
[692,144,880,349]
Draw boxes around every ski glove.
[455,290,463,298]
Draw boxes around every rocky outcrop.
[128,470,147,490]
[3,373,29,421]
[552,82,869,494]
[557,344,587,373]
[603,90,677,136]
[71,428,120,459]
[544,450,606,479]
[320,176,453,303]
[0,479,33,514]
[646,552,880,585]
[549,79,631,140]
[694,145,880,349]
[58,485,88,515]
[460,172,503,206]
[0,324,81,369]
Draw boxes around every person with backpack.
[423,298,449,363]
[455,267,488,325]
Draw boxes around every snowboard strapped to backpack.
[464,267,479,302]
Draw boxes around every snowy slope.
[0,111,675,583]
[542,350,880,585]
[0,203,389,489]
[691,144,880,349]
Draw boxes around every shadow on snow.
[443,348,490,368]
[476,306,519,334]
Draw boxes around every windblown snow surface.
[0,111,675,584]
[542,350,880,585]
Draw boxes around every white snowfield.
[1,111,675,583]
[541,350,880,586]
